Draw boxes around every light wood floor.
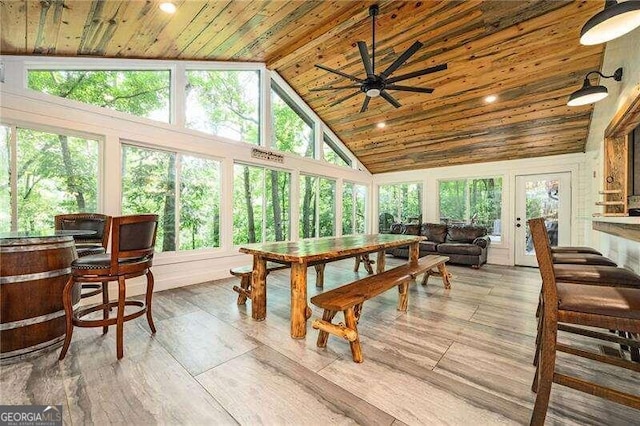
[2,258,639,425]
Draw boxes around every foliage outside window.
[439,177,503,240]
[0,127,99,232]
[323,134,351,167]
[300,175,335,238]
[233,163,290,245]
[185,70,259,144]
[343,182,366,235]
[378,183,422,231]
[27,70,171,123]
[271,84,314,158]
[121,144,221,252]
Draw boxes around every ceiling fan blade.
[385,85,434,93]
[385,63,448,84]
[380,90,401,108]
[380,41,424,79]
[315,64,362,82]
[330,91,362,107]
[360,96,371,113]
[357,41,374,77]
[310,84,361,91]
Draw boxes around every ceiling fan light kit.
[580,0,640,45]
[312,4,447,113]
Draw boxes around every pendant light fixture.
[580,0,640,45]
[567,68,623,106]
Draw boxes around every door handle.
[516,223,521,228]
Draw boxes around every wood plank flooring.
[2,258,639,425]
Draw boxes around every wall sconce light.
[580,0,640,45]
[567,67,623,106]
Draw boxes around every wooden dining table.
[239,233,423,339]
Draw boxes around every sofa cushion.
[420,223,448,243]
[404,224,421,235]
[448,225,486,243]
[419,241,438,252]
[437,242,482,256]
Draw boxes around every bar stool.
[550,246,602,255]
[59,214,158,360]
[55,213,112,300]
[528,218,640,425]
[552,252,617,266]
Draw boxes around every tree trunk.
[162,155,176,251]
[58,135,86,210]
[302,176,314,238]
[270,170,283,241]
[244,166,256,243]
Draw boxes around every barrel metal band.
[0,302,81,331]
[0,336,65,362]
[0,240,75,253]
[0,267,72,285]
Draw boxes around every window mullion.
[174,153,182,251]
[9,125,17,231]
[262,168,267,242]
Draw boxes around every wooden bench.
[311,255,450,363]
[231,262,289,305]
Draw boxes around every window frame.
[270,80,316,159]
[437,175,505,244]
[323,132,352,167]
[299,173,337,239]
[342,180,368,235]
[377,181,423,226]
[121,140,223,253]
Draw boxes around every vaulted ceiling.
[0,0,605,173]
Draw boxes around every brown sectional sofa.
[387,222,491,268]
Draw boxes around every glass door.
[514,173,571,267]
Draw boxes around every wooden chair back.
[528,218,559,309]
[109,214,158,275]
[55,213,112,249]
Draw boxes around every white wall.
[372,153,587,266]
[583,26,640,274]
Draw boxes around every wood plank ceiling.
[0,0,605,173]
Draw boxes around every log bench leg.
[397,281,409,311]
[235,274,251,305]
[421,269,432,286]
[344,307,363,363]
[437,263,452,289]
[316,310,337,348]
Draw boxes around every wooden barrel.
[0,235,80,363]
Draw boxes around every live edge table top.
[238,234,424,263]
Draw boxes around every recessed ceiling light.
[377,122,386,129]
[484,95,497,103]
[159,2,176,14]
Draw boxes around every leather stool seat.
[557,282,640,319]
[552,252,617,267]
[76,245,106,257]
[554,264,640,288]
[550,246,602,256]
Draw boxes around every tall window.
[0,127,100,232]
[271,84,314,158]
[27,70,171,122]
[343,182,367,235]
[439,177,503,241]
[300,175,335,238]
[185,70,260,144]
[233,164,291,245]
[324,134,351,167]
[122,144,221,252]
[378,183,422,231]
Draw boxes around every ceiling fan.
[311,4,447,113]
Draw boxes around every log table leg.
[291,261,308,339]
[376,250,386,274]
[314,264,325,288]
[408,241,419,266]
[252,256,268,321]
